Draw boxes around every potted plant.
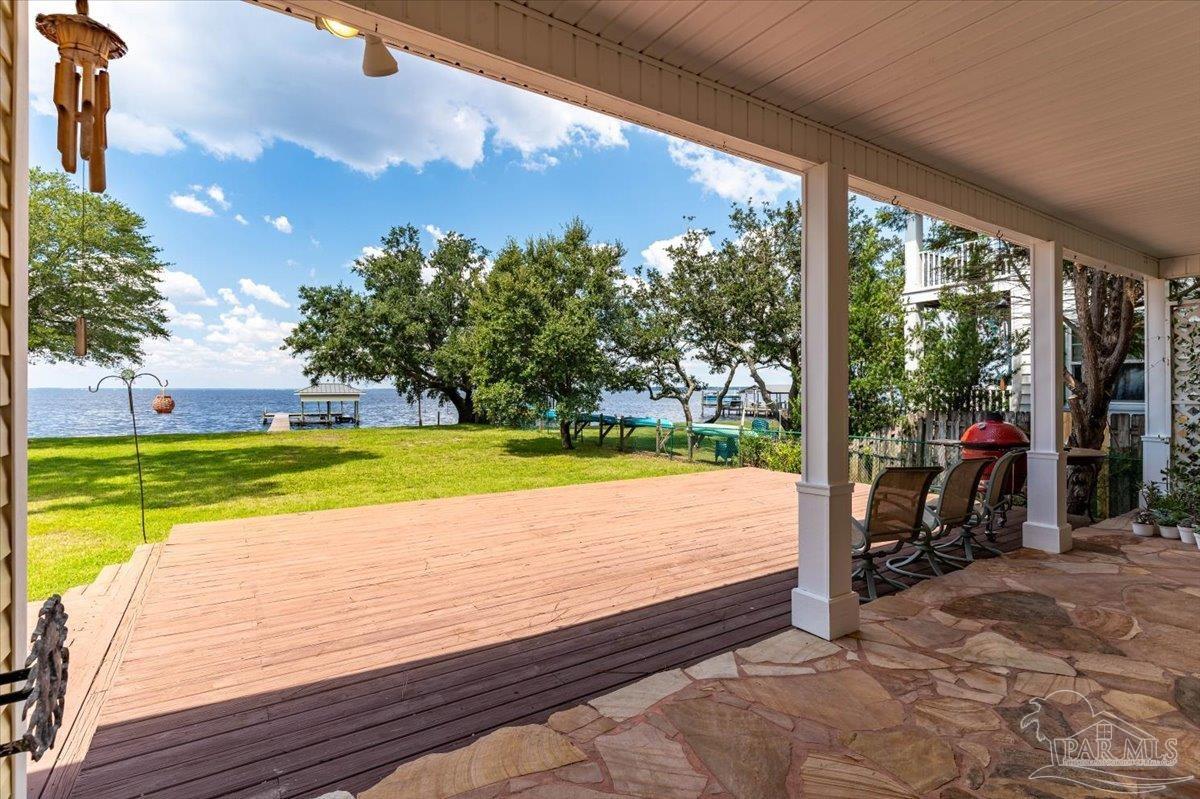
[1155,506,1182,539]
[1179,515,1197,546]
[1132,509,1158,537]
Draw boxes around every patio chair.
[714,436,739,464]
[982,448,1026,538]
[851,466,942,602]
[889,457,991,575]
[750,418,770,435]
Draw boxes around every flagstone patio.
[355,518,1200,799]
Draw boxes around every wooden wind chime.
[36,0,126,357]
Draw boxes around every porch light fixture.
[362,33,398,77]
[315,16,359,39]
[35,0,127,193]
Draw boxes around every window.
[1067,313,1145,404]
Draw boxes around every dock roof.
[295,382,362,400]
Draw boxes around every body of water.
[28,387,709,439]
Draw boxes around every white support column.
[902,215,924,370]
[903,214,924,293]
[792,162,858,640]
[1022,240,1071,553]
[1142,276,1172,489]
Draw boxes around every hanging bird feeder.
[151,389,175,415]
[35,0,127,193]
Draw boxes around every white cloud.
[163,300,205,330]
[205,302,295,347]
[205,184,231,210]
[424,224,446,241]
[27,1,627,175]
[218,287,240,306]
[159,268,217,306]
[640,230,714,274]
[360,245,385,260]
[109,112,185,155]
[237,277,290,308]
[309,235,320,248]
[264,215,293,234]
[521,152,559,172]
[665,139,801,204]
[169,193,215,216]
[234,214,248,225]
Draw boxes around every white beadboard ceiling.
[522,0,1200,259]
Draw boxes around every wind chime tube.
[52,58,77,174]
[91,70,109,192]
[78,57,95,161]
[74,316,87,355]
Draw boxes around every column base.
[792,587,859,641]
[1142,435,1171,489]
[1022,520,1072,554]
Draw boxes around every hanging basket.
[151,392,175,414]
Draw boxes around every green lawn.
[28,424,712,599]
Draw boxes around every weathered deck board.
[43,469,1023,799]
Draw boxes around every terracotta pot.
[152,393,175,414]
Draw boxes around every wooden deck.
[30,469,1025,799]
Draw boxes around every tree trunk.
[558,419,574,449]
[703,369,737,423]
[745,363,789,428]
[441,389,473,424]
[1063,265,1140,517]
[439,387,484,424]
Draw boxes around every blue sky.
[28,0,815,388]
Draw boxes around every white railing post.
[1142,276,1171,489]
[793,162,858,640]
[1022,239,1071,552]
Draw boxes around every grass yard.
[28,424,713,599]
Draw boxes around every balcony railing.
[916,241,1012,290]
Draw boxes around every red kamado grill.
[960,417,1029,488]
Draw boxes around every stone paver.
[359,726,584,799]
[594,723,707,799]
[353,523,1200,799]
[588,669,691,721]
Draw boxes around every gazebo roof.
[295,382,362,399]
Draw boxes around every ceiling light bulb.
[362,33,398,77]
[316,16,359,38]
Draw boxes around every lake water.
[28,387,709,439]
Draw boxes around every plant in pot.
[1155,505,1182,540]
[1179,515,1198,546]
[1131,509,1158,537]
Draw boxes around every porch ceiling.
[522,1,1200,260]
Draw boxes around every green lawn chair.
[714,436,739,464]
[750,418,770,435]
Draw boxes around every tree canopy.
[846,203,906,435]
[468,220,632,448]
[284,224,488,422]
[29,167,169,366]
[906,222,1023,412]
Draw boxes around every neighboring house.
[902,215,1146,416]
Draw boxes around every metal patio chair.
[981,448,1026,540]
[890,457,992,575]
[851,466,942,602]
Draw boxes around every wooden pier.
[261,410,358,428]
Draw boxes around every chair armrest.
[850,517,868,552]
